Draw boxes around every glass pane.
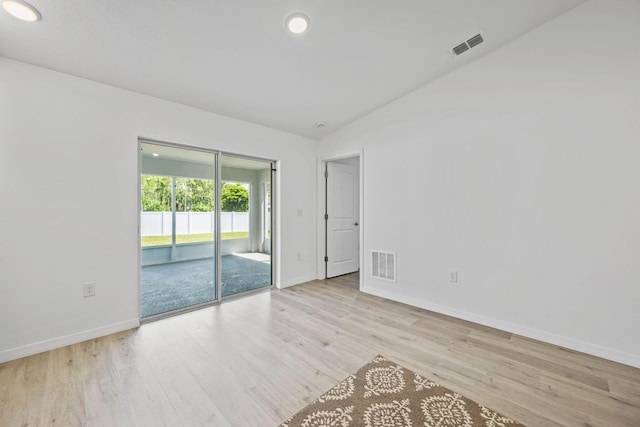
[140,175,173,247]
[220,155,272,297]
[221,182,250,241]
[175,178,215,244]
[140,142,217,318]
[264,183,271,240]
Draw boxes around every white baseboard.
[0,318,140,364]
[363,287,640,369]
[279,274,318,289]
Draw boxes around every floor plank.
[1,272,639,426]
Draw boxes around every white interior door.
[326,161,359,278]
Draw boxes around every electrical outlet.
[449,272,458,283]
[83,282,96,297]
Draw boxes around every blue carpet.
[141,254,271,317]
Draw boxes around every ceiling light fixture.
[152,153,160,157]
[2,0,41,22]
[316,122,327,129]
[285,13,310,34]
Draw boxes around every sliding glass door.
[140,142,217,318]
[139,141,274,320]
[220,155,273,297]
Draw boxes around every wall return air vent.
[450,32,485,56]
[371,250,396,282]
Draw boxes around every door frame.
[218,153,278,298]
[316,150,364,291]
[137,137,278,322]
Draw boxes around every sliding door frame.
[218,152,276,301]
[137,138,276,322]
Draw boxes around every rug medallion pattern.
[280,355,526,427]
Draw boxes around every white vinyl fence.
[141,212,248,236]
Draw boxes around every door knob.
[354,222,359,226]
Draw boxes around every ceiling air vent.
[452,42,469,56]
[372,250,396,282]
[467,33,484,48]
[450,32,485,56]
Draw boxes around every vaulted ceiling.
[0,0,586,139]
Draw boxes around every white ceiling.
[0,0,585,139]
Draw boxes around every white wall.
[0,58,317,361]
[318,0,640,368]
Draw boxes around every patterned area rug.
[280,355,525,427]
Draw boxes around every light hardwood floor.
[1,273,639,426]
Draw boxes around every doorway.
[140,142,216,318]
[324,155,361,279]
[139,141,274,321]
[220,154,273,298]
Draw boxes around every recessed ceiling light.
[2,0,42,22]
[285,13,310,34]
[152,153,160,157]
